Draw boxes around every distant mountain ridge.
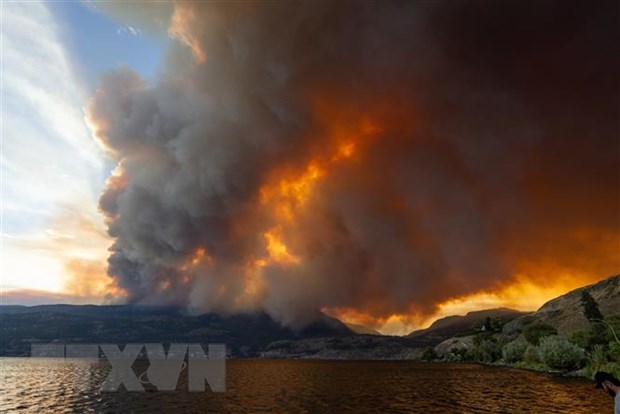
[0,304,353,357]
[3,275,618,359]
[345,323,382,336]
[406,307,529,346]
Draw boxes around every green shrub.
[570,330,589,348]
[609,363,620,379]
[473,330,496,347]
[524,323,557,346]
[503,340,527,363]
[606,315,620,342]
[474,316,506,333]
[471,340,502,363]
[539,336,585,371]
[609,341,620,363]
[421,347,437,361]
[570,322,615,350]
[588,322,611,347]
[586,344,607,373]
[523,345,541,364]
[444,348,465,362]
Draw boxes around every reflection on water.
[0,359,612,413]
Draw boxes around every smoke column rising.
[87,1,619,328]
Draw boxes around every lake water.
[0,358,613,413]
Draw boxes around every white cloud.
[116,24,142,37]
[1,1,110,295]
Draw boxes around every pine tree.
[580,290,603,322]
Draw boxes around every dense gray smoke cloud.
[88,1,619,327]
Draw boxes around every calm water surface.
[0,358,613,413]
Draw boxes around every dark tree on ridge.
[581,290,604,322]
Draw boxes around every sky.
[1,1,165,303]
[1,1,618,336]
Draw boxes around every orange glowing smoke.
[188,246,213,267]
[177,247,214,285]
[260,162,325,221]
[264,230,300,264]
[256,106,383,270]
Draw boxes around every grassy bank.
[421,309,620,380]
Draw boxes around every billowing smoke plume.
[88,1,619,327]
